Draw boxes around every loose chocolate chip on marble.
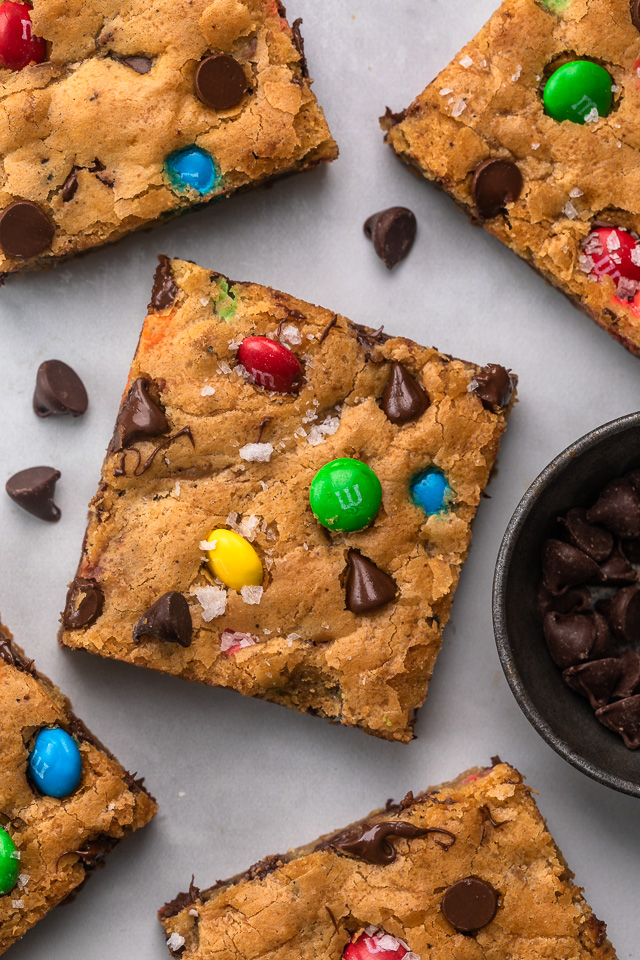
[132,591,192,648]
[541,539,602,595]
[331,820,453,865]
[471,158,523,219]
[442,877,499,933]
[61,168,79,202]
[596,695,640,749]
[587,479,640,539]
[558,508,613,562]
[345,551,398,613]
[543,611,598,669]
[604,584,640,643]
[381,361,429,424]
[119,55,152,74]
[110,378,169,453]
[33,359,88,418]
[563,658,621,710]
[6,466,61,522]
[63,577,104,629]
[0,200,55,259]
[613,650,640,700]
[194,54,248,110]
[363,206,417,269]
[149,255,179,312]
[599,544,638,585]
[632,0,640,32]
[470,363,515,412]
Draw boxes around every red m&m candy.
[581,227,640,301]
[0,2,45,71]
[344,929,413,960]
[237,336,302,394]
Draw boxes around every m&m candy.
[28,727,82,798]
[0,827,19,896]
[543,61,613,124]
[0,2,45,72]
[237,336,302,394]
[310,458,382,532]
[410,468,451,515]
[205,529,263,591]
[165,146,219,195]
[344,929,411,960]
[581,227,640,299]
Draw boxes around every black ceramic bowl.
[493,412,640,798]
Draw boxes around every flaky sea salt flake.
[459,55,473,68]
[241,585,263,605]
[439,87,453,95]
[239,442,273,462]
[279,323,302,345]
[511,65,522,81]
[569,188,583,198]
[307,416,340,446]
[216,360,232,375]
[607,231,621,251]
[167,933,186,952]
[451,98,467,117]
[584,106,599,123]
[201,384,215,396]
[562,201,578,220]
[190,585,226,621]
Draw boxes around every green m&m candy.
[0,827,19,896]
[310,458,382,532]
[543,61,613,124]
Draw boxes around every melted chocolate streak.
[114,426,194,477]
[330,820,456,865]
[318,313,338,344]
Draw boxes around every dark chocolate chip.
[33,359,88,418]
[381,361,429,424]
[589,611,616,659]
[558,507,613,562]
[331,820,454,864]
[605,584,640,643]
[596,695,640,749]
[132,591,192,648]
[613,650,640,700]
[61,168,79,202]
[194,54,248,110]
[537,584,591,616]
[599,544,638,585]
[363,206,417,269]
[0,200,55,259]
[6,466,61,522]
[119,55,152,74]
[149,255,179,312]
[63,577,104,629]
[472,158,523,219]
[345,551,397,613]
[442,877,498,933]
[621,538,640,563]
[541,539,602,595]
[587,479,640,539]
[110,378,169,453]
[543,611,597,669]
[563,658,621,710]
[632,0,640,32]
[470,364,515,412]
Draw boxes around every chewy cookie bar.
[59,255,515,743]
[158,761,616,960]
[0,0,336,275]
[383,0,640,357]
[0,624,156,954]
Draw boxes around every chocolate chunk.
[470,363,515,412]
[345,551,397,613]
[63,577,104,629]
[541,539,601,595]
[558,508,613,562]
[563,658,621,710]
[621,538,640,563]
[587,479,640,539]
[543,611,598,669]
[149,255,179,312]
[290,18,309,78]
[61,168,79,202]
[472,158,523,219]
[381,361,429,424]
[604,584,640,643]
[0,200,55,259]
[194,54,248,110]
[110,378,169,453]
[599,544,638,585]
[33,359,88,418]
[119,55,152,74]
[632,0,640,32]
[596,695,640,749]
[442,877,498,933]
[613,650,640,700]
[363,206,417,269]
[6,466,61,522]
[133,591,192,648]
[537,584,591,616]
[331,820,455,864]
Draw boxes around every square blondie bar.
[59,255,515,742]
[158,761,616,959]
[0,623,156,954]
[383,0,640,357]
[0,0,336,275]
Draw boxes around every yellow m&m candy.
[204,529,263,591]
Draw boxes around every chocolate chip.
[194,54,248,110]
[587,479,640,539]
[345,551,398,613]
[63,577,104,629]
[110,378,169,453]
[590,611,616,659]
[119,55,152,74]
[541,539,602,595]
[613,650,640,700]
[604,584,640,644]
[563,658,621,710]
[596,695,640,749]
[537,584,591,616]
[472,158,523,219]
[543,611,598,669]
[442,877,498,933]
[61,168,79,202]
[133,591,192,647]
[558,508,613,562]
[33,359,88,418]
[599,544,638,585]
[6,466,61,522]
[149,255,179,312]
[621,538,640,563]
[470,364,515,412]
[363,206,417,269]
[0,200,55,259]
[632,0,640,32]
[381,361,429,424]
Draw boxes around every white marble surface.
[1,1,638,957]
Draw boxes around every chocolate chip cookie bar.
[0,624,156,954]
[158,760,616,960]
[383,0,640,357]
[59,255,515,743]
[0,0,336,276]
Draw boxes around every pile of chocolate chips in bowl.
[539,471,640,749]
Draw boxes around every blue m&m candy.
[410,468,451,515]
[165,146,219,195]
[28,727,82,798]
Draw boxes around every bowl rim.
[493,410,640,799]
